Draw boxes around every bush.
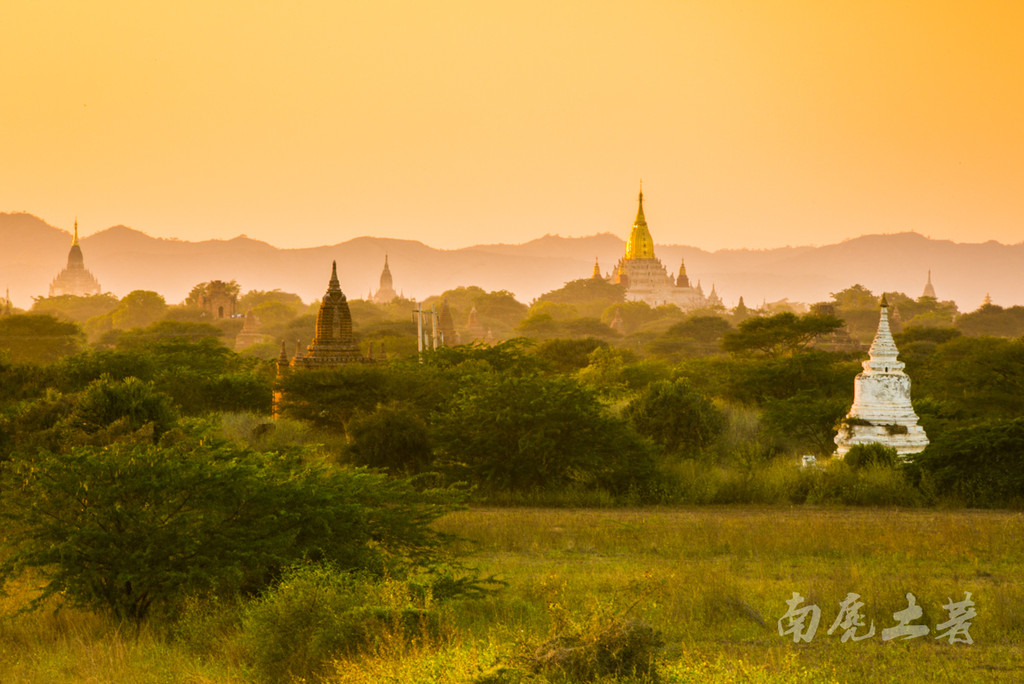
[344,402,433,474]
[0,438,457,622]
[433,373,655,494]
[624,379,724,457]
[239,564,442,683]
[844,442,898,470]
[911,418,1024,506]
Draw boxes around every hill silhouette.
[1,212,1020,311]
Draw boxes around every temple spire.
[634,185,647,227]
[865,296,903,373]
[329,260,340,291]
[72,219,79,247]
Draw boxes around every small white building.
[834,296,929,458]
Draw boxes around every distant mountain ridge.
[1,212,1020,312]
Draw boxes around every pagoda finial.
[592,257,601,278]
[330,260,340,288]
[880,294,889,308]
[635,183,646,227]
[72,219,79,247]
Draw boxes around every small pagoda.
[834,296,929,458]
[290,261,368,368]
[49,220,102,297]
[372,254,398,303]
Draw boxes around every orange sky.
[3,1,1023,250]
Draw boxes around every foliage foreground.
[1,507,1022,683]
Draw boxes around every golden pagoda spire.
[72,219,79,247]
[624,184,655,260]
[592,257,601,278]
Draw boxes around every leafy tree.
[238,289,305,313]
[0,439,456,622]
[0,314,84,363]
[185,280,241,306]
[762,391,850,456]
[533,277,625,319]
[721,312,844,357]
[646,315,732,359]
[344,402,432,474]
[624,379,724,456]
[30,293,120,323]
[111,290,168,330]
[600,301,657,335]
[67,376,178,440]
[533,338,610,374]
[911,418,1024,506]
[433,373,654,493]
[955,303,1024,338]
[576,346,672,398]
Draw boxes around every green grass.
[2,507,1023,682]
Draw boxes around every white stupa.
[834,295,929,458]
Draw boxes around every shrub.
[0,439,457,623]
[239,564,442,683]
[911,417,1024,506]
[844,442,898,470]
[624,378,724,457]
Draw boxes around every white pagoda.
[834,295,929,458]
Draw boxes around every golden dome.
[624,190,656,260]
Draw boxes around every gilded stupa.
[834,296,929,458]
[609,188,708,310]
[49,220,102,297]
[290,261,367,368]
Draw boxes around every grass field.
[2,506,1022,682]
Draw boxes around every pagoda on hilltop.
[290,261,369,368]
[608,187,708,310]
[49,220,102,297]
[834,296,929,458]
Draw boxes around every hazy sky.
[3,1,1023,250]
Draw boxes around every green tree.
[433,373,654,493]
[111,290,168,330]
[911,418,1024,506]
[533,277,625,319]
[0,440,456,622]
[624,379,724,457]
[722,312,844,357]
[30,293,120,323]
[0,314,84,363]
[344,402,433,474]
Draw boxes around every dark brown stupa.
[291,261,366,368]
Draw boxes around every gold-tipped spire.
[592,257,601,278]
[624,185,655,260]
[72,219,79,247]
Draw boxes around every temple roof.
[624,188,656,260]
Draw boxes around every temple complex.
[608,189,709,310]
[289,261,368,368]
[834,296,929,458]
[49,220,102,297]
[372,255,399,303]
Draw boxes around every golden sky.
[3,1,1023,250]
